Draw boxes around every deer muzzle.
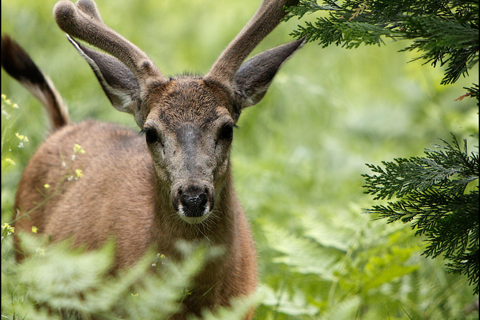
[173,183,215,224]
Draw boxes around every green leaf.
[263,224,338,278]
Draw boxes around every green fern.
[2,233,240,319]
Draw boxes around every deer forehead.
[145,77,234,131]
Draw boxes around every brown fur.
[4,0,304,318]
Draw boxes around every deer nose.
[178,185,211,218]
[181,192,207,217]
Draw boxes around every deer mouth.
[178,206,211,224]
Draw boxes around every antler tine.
[53,0,167,89]
[204,0,299,87]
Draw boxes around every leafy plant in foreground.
[363,136,479,294]
[2,232,256,319]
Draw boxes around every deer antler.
[53,0,167,90]
[204,0,299,87]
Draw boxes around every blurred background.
[2,0,478,319]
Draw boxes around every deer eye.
[142,127,160,145]
[218,123,234,142]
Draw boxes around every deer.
[2,0,304,318]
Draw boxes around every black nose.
[179,186,209,217]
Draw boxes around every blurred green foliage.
[1,0,478,319]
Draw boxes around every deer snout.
[174,184,214,224]
[181,191,207,216]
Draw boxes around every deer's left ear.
[234,38,305,108]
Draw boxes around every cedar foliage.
[284,0,479,98]
[363,136,479,294]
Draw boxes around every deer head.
[53,0,304,224]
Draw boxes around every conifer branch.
[285,0,479,99]
[363,135,479,294]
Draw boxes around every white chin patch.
[178,206,210,224]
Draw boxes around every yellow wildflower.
[73,144,86,154]
[15,133,28,144]
[75,169,83,178]
[32,226,38,233]
[2,223,15,235]
[44,184,50,189]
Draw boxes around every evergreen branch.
[363,135,479,294]
[283,0,341,21]
[401,18,479,85]
[288,0,479,88]
[460,83,479,107]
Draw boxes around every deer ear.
[66,35,141,114]
[234,38,304,108]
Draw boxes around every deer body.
[14,119,256,316]
[3,0,303,318]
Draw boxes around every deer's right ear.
[67,35,141,114]
[234,38,304,109]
